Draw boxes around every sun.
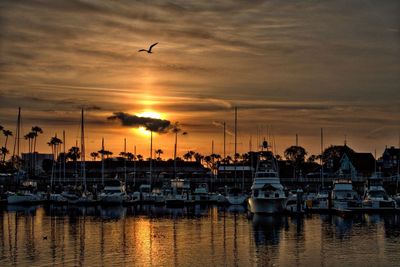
[132,110,164,136]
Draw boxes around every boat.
[132,184,154,203]
[226,187,247,205]
[331,179,360,213]
[165,178,191,207]
[362,175,396,210]
[248,149,286,214]
[99,179,128,204]
[193,183,209,203]
[285,189,305,214]
[7,180,42,205]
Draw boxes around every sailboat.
[62,109,96,205]
[225,107,247,205]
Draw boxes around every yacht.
[165,178,191,207]
[132,184,153,203]
[193,183,210,203]
[248,150,286,214]
[99,179,128,204]
[363,175,396,210]
[7,181,42,205]
[331,179,360,212]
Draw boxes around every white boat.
[165,178,191,206]
[363,176,396,209]
[7,180,42,205]
[193,183,209,203]
[331,179,360,212]
[99,179,128,204]
[248,150,286,214]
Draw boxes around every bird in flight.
[138,42,158,53]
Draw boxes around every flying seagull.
[138,42,158,53]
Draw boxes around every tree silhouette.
[2,129,12,163]
[90,152,99,161]
[155,149,164,161]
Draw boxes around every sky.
[0,0,399,159]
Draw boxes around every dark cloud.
[107,112,172,133]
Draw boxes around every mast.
[124,138,127,184]
[223,122,226,180]
[12,107,21,167]
[234,107,237,187]
[101,137,104,186]
[149,130,153,186]
[81,109,86,192]
[134,145,137,186]
[174,130,177,178]
[63,130,66,183]
[320,128,324,189]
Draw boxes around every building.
[381,146,400,177]
[338,152,375,179]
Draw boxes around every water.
[1,205,400,267]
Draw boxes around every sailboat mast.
[149,131,153,186]
[101,137,104,186]
[223,122,226,179]
[63,130,66,183]
[174,131,177,178]
[81,109,86,192]
[320,128,324,188]
[124,138,127,184]
[234,107,237,187]
[12,107,21,164]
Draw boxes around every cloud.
[212,121,233,136]
[107,112,172,133]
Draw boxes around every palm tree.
[31,126,43,175]
[90,152,99,161]
[31,126,43,153]
[67,146,80,162]
[1,147,9,163]
[67,146,80,178]
[2,129,12,163]
[126,152,135,161]
[155,149,163,160]
[183,151,194,161]
[194,152,204,163]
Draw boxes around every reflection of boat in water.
[251,214,285,247]
[248,148,286,214]
[100,206,127,219]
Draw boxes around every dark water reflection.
[1,205,400,266]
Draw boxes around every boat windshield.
[368,190,387,198]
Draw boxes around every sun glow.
[134,110,164,136]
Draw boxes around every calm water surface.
[1,205,400,266]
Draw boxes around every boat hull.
[248,197,286,214]
[7,194,41,205]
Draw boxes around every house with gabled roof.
[338,152,375,179]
